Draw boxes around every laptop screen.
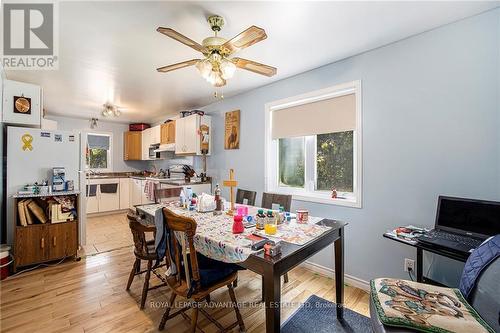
[436,196,500,238]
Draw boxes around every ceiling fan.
[156,15,277,87]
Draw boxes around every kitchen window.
[265,80,362,207]
[86,133,112,172]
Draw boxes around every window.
[86,133,112,171]
[265,81,362,207]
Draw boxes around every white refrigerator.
[6,126,86,246]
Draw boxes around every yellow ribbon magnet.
[22,134,33,151]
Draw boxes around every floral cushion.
[370,278,494,333]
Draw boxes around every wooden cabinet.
[175,115,211,155]
[13,195,79,271]
[48,222,77,260]
[160,121,176,144]
[15,225,48,266]
[124,131,142,160]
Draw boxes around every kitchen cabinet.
[151,125,161,144]
[175,115,211,155]
[130,178,142,208]
[86,191,99,214]
[87,178,122,213]
[160,121,176,144]
[119,178,130,209]
[124,131,142,160]
[99,179,120,212]
[141,128,151,160]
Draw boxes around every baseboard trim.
[300,261,370,292]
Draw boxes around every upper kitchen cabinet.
[160,121,175,145]
[141,128,152,160]
[123,131,142,160]
[175,115,211,156]
[150,125,161,145]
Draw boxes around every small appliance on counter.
[52,167,66,192]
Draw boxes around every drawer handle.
[53,236,57,247]
[40,237,45,249]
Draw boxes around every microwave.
[149,144,160,159]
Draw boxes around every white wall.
[47,115,147,172]
[200,9,500,285]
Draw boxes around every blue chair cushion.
[196,253,240,288]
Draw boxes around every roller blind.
[271,93,355,139]
[87,134,110,150]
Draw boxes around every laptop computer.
[417,196,500,254]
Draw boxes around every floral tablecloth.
[140,202,331,264]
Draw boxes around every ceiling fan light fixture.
[196,59,212,79]
[220,59,236,79]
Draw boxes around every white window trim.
[86,131,113,172]
[264,80,362,208]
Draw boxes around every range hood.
[154,143,175,152]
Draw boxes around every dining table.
[135,202,347,333]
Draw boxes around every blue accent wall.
[200,9,500,284]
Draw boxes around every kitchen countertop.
[89,172,211,185]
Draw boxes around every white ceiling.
[5,1,498,123]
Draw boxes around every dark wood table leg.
[416,247,423,282]
[334,228,344,321]
[264,268,281,333]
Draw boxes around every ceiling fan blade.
[221,26,267,55]
[232,57,277,77]
[157,27,207,54]
[156,59,200,73]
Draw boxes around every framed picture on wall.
[224,110,240,150]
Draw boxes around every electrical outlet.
[404,258,415,272]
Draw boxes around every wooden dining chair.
[155,187,182,204]
[126,213,165,309]
[261,192,292,212]
[158,208,245,333]
[236,188,257,206]
[262,192,293,284]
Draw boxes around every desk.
[136,204,347,333]
[383,233,470,285]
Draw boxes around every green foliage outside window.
[316,131,353,192]
[87,148,108,169]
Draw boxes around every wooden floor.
[82,212,133,256]
[0,213,370,333]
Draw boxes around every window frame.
[86,132,113,172]
[265,80,362,208]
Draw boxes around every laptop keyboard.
[426,230,483,247]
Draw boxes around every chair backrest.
[236,188,257,206]
[155,187,182,204]
[127,213,157,259]
[468,257,500,332]
[162,207,200,295]
[261,192,292,212]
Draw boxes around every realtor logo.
[2,2,58,70]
